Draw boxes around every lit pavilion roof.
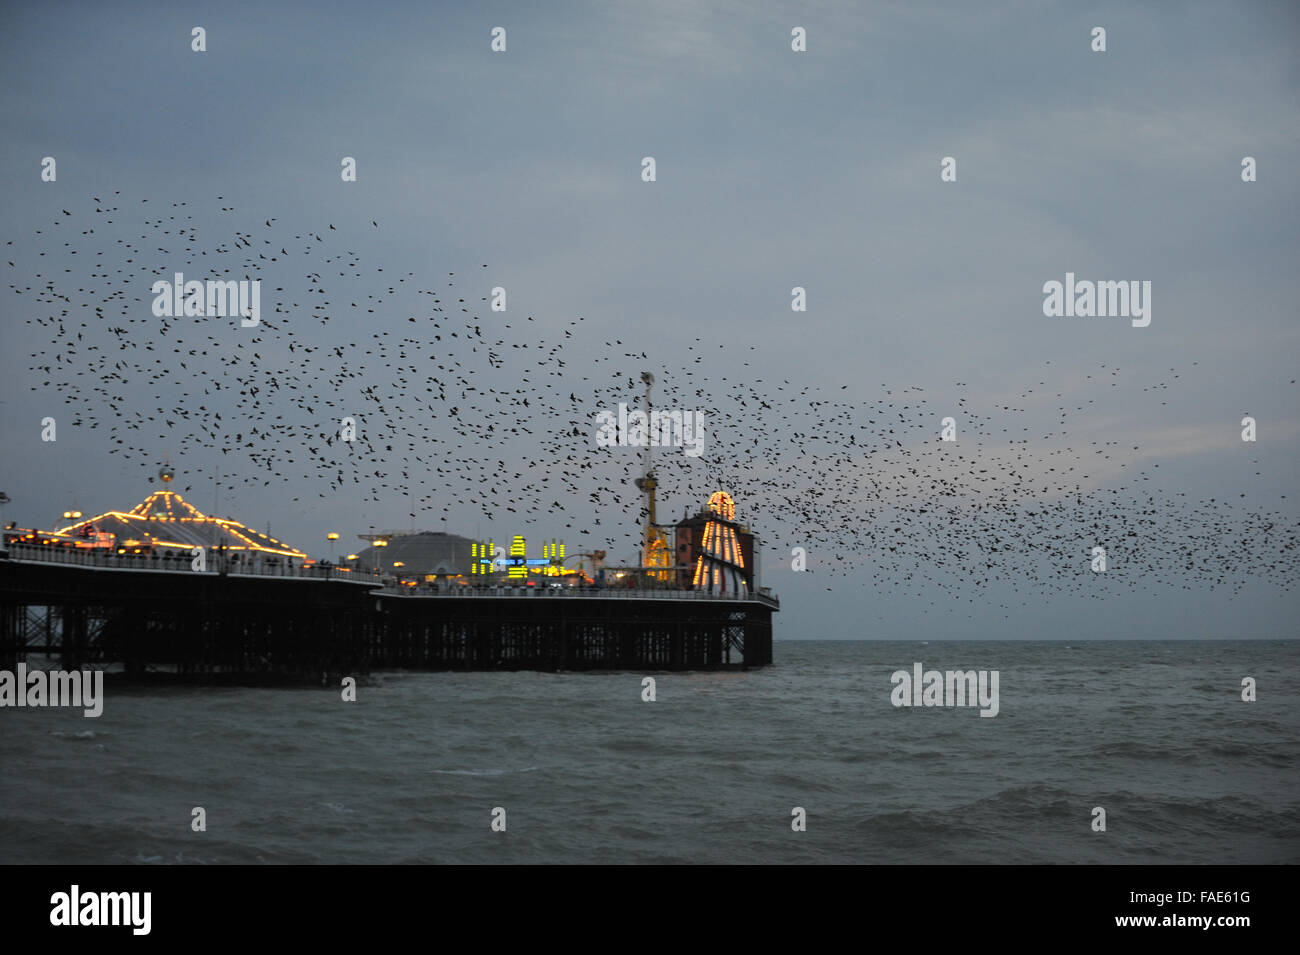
[54,489,307,558]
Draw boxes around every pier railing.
[0,541,373,582]
[1,542,779,607]
[377,583,780,608]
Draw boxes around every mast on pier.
[633,372,671,582]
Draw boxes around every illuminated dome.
[55,490,306,558]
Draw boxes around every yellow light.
[327,532,339,541]
[393,561,404,567]
[375,539,388,547]
[346,554,358,561]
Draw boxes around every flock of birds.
[7,195,1297,609]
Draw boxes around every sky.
[1,0,1297,639]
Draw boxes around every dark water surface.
[2,640,1296,863]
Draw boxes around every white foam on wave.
[429,766,540,776]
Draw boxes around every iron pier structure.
[0,545,776,681]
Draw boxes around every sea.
[2,640,1297,864]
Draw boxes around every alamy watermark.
[50,886,150,935]
[151,272,260,326]
[594,403,706,457]
[0,664,103,717]
[1042,272,1150,327]
[890,662,999,717]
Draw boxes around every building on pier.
[41,488,307,561]
[351,530,477,580]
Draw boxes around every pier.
[0,542,775,679]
